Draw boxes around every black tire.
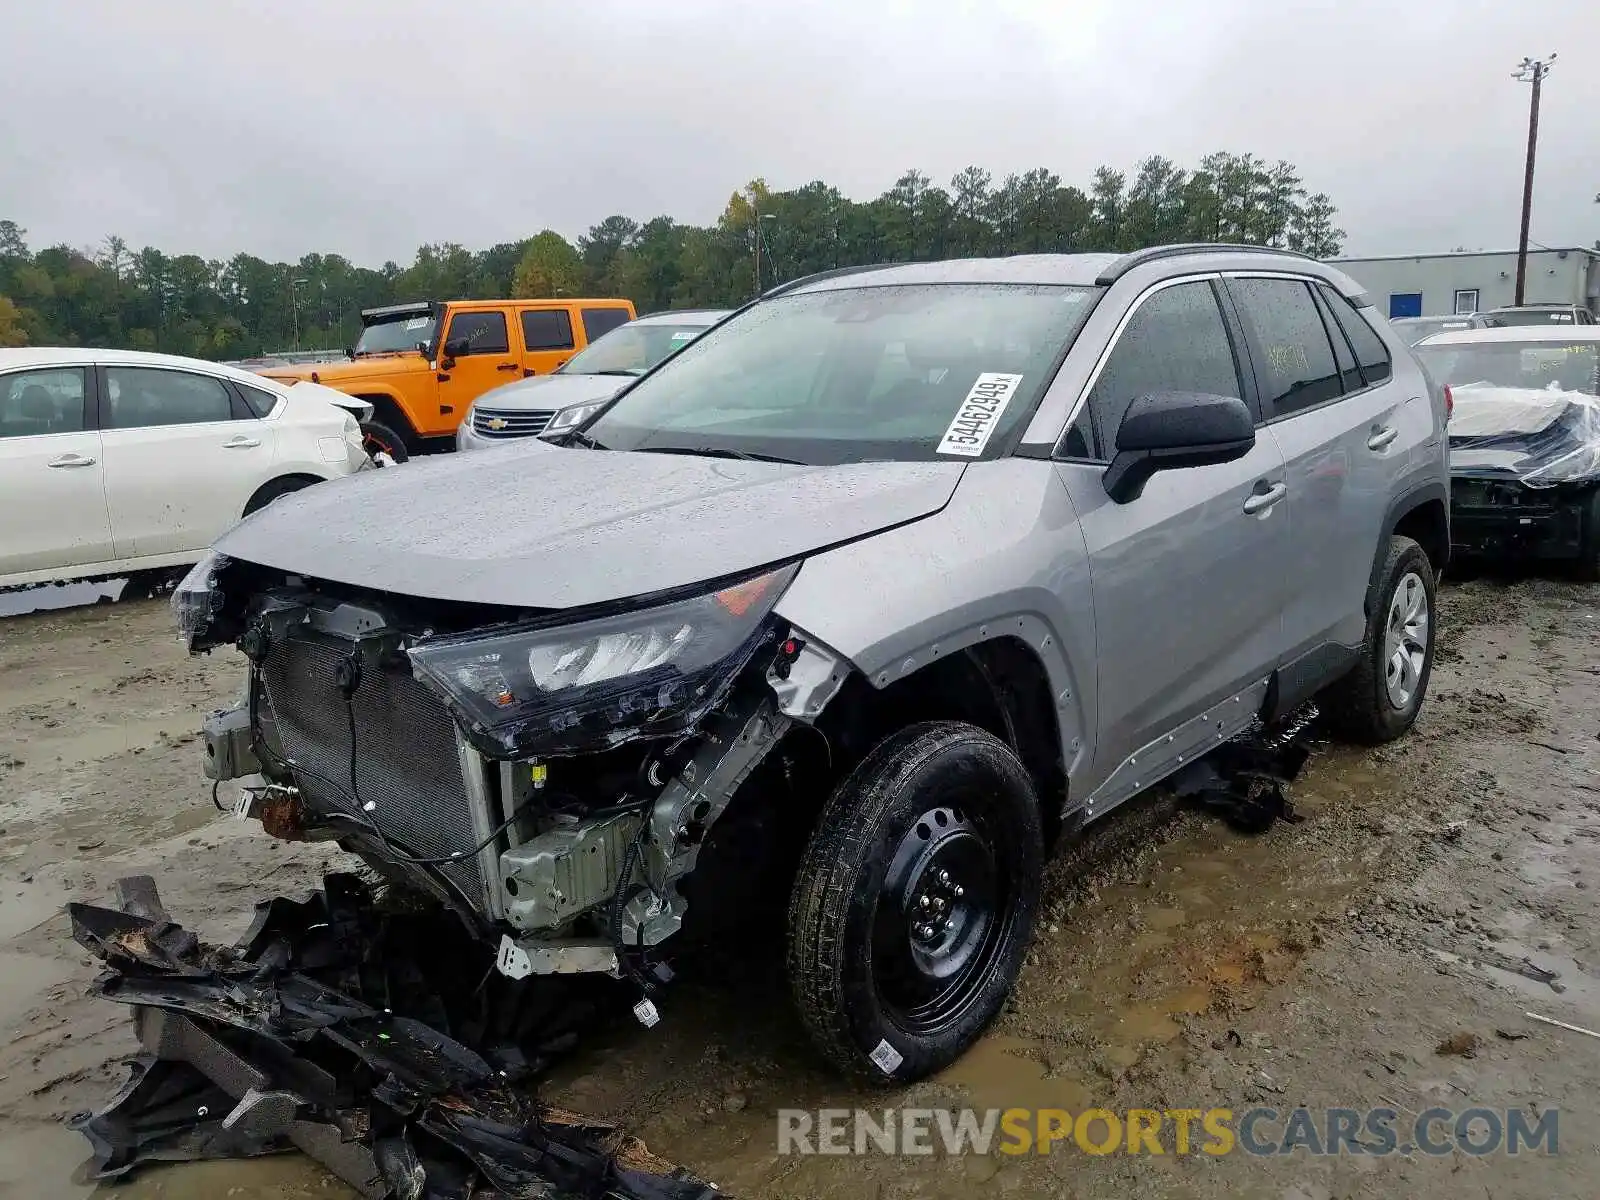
[786,721,1043,1083]
[360,420,410,464]
[242,476,315,517]
[1319,535,1437,744]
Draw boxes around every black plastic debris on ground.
[1172,703,1317,834]
[68,874,720,1200]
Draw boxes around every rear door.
[1053,276,1291,809]
[99,364,275,556]
[1224,275,1405,662]
[516,306,578,377]
[0,364,113,578]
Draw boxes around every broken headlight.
[407,563,797,757]
[171,550,230,653]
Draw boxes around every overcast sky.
[2,0,1597,265]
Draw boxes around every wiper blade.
[589,369,642,377]
[634,445,804,465]
[560,429,611,450]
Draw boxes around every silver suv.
[179,243,1449,1083]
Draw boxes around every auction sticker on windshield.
[937,373,1024,457]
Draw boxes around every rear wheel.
[1320,535,1436,744]
[360,420,409,464]
[786,722,1043,1083]
[242,476,315,517]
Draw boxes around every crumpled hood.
[471,373,628,412]
[215,443,965,609]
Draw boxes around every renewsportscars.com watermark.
[777,1106,1559,1158]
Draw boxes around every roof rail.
[1095,243,1314,286]
[761,262,904,300]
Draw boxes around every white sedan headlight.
[540,401,609,439]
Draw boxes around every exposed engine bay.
[180,552,846,991]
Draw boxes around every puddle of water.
[936,1035,1092,1112]
[0,1120,349,1198]
[0,949,75,1029]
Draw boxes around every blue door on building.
[1389,293,1423,319]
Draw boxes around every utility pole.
[751,202,777,297]
[1512,54,1556,306]
[290,277,308,351]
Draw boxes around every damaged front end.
[179,551,840,986]
[69,875,719,1199]
[1446,384,1600,564]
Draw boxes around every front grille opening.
[473,407,555,439]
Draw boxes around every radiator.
[258,630,489,907]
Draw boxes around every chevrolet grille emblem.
[486,417,508,431]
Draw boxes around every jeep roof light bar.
[1096,243,1315,286]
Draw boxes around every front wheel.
[786,722,1043,1083]
[1575,486,1600,583]
[1320,535,1437,744]
[360,420,409,464]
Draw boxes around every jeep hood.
[258,354,430,386]
[214,443,965,609]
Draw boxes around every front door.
[437,309,520,422]
[99,365,274,557]
[1053,277,1291,813]
[0,365,112,579]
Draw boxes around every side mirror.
[443,337,471,359]
[1102,391,1255,504]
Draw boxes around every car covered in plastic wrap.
[1414,325,1600,578]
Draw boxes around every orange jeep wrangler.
[259,298,636,460]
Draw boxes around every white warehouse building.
[1330,247,1599,321]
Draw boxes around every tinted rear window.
[521,309,575,351]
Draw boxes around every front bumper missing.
[68,876,721,1200]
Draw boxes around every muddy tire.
[785,722,1043,1083]
[1320,535,1437,744]
[360,420,410,464]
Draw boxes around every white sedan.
[0,347,373,589]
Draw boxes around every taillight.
[1442,384,1453,420]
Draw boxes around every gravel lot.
[0,576,1596,1199]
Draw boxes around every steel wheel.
[871,804,1006,1037]
[1383,570,1429,710]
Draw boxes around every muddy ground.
[0,577,1596,1199]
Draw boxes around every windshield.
[582,284,1101,465]
[560,322,712,377]
[1480,309,1578,328]
[353,312,437,356]
[1416,340,1600,396]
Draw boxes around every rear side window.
[1082,280,1242,456]
[445,311,509,355]
[104,367,233,429]
[239,384,279,418]
[1229,278,1342,417]
[0,368,86,439]
[521,309,575,351]
[1311,287,1363,393]
[1319,286,1393,386]
[581,308,631,342]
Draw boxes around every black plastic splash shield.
[67,876,721,1200]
